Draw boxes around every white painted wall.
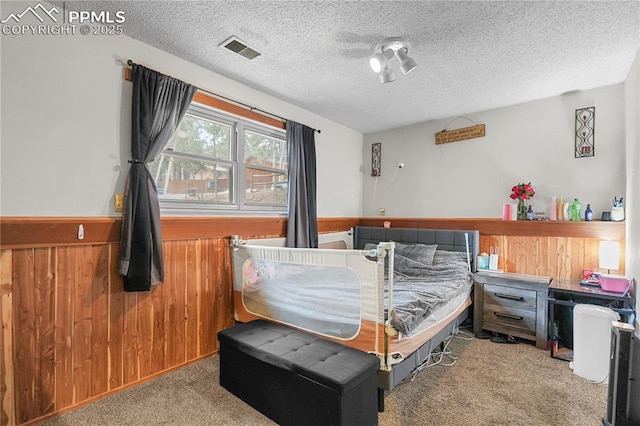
[363,86,626,219]
[0,8,363,218]
[624,49,639,419]
[624,50,640,423]
[624,49,639,333]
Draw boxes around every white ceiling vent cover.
[220,36,261,60]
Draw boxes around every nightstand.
[473,271,551,349]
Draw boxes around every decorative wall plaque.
[575,107,595,158]
[371,142,381,176]
[435,124,485,144]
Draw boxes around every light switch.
[114,194,125,212]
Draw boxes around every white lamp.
[369,37,418,83]
[395,47,418,75]
[369,49,394,73]
[378,63,395,83]
[599,240,620,274]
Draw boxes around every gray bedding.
[240,258,362,338]
[387,246,473,336]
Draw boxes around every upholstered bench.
[218,320,379,426]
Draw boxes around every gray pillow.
[433,250,468,265]
[394,242,438,266]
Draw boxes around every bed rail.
[231,237,394,361]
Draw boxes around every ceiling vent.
[220,36,261,60]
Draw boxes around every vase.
[517,199,527,220]
[611,206,624,221]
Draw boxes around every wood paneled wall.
[479,235,625,279]
[0,217,359,425]
[361,218,626,280]
[1,239,234,425]
[0,216,625,425]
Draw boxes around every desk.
[548,278,635,361]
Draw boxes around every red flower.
[510,182,535,201]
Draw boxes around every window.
[150,103,287,214]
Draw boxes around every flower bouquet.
[509,182,535,220]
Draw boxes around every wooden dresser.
[473,271,551,349]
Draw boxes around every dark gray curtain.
[119,65,196,292]
[285,121,318,248]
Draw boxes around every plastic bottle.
[570,198,581,221]
[563,201,571,221]
[556,197,564,221]
[526,205,534,220]
[585,204,592,222]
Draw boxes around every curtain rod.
[127,60,321,134]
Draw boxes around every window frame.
[239,121,289,210]
[154,100,288,216]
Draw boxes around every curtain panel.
[119,65,196,292]
[285,121,318,248]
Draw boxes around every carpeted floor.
[41,329,607,426]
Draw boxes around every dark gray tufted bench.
[218,320,379,426]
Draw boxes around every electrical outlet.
[114,193,125,212]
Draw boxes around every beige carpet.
[42,330,607,426]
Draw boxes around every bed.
[230,226,479,403]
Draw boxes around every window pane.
[168,114,232,160]
[149,101,288,214]
[244,168,287,206]
[244,130,287,171]
[151,154,234,204]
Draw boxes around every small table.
[548,278,636,361]
[473,271,551,349]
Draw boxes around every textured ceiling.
[65,1,640,134]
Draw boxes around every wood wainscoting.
[2,240,232,425]
[0,217,359,425]
[360,218,626,279]
[0,216,624,425]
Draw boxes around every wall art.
[575,107,595,158]
[371,142,381,176]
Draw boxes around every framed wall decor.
[575,107,595,158]
[371,142,381,176]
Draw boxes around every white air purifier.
[572,304,619,383]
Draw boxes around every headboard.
[353,226,480,272]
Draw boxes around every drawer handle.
[495,312,523,321]
[494,292,524,302]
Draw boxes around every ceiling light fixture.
[369,37,417,83]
